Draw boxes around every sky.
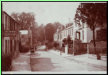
[2,2,80,26]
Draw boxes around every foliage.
[45,23,56,42]
[31,22,63,43]
[53,42,59,48]
[44,22,63,42]
[62,38,67,45]
[11,12,36,30]
[96,29,107,41]
[46,42,54,49]
[74,3,107,29]
[36,25,45,42]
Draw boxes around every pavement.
[11,52,31,71]
[48,49,107,71]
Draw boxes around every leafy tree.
[36,24,45,42]
[11,12,39,47]
[74,3,107,60]
[45,23,56,42]
[31,22,38,45]
[11,12,36,29]
[53,22,63,30]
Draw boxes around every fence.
[88,41,107,54]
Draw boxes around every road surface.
[30,46,106,72]
[11,45,106,73]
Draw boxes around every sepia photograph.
[1,1,107,74]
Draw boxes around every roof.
[2,11,20,25]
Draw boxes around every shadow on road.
[30,57,55,71]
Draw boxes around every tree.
[11,12,39,47]
[11,12,36,29]
[32,22,38,45]
[74,3,107,60]
[53,22,63,30]
[45,23,56,42]
[36,25,45,42]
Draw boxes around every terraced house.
[2,11,20,71]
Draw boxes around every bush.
[46,42,54,49]
[19,45,30,53]
[53,42,59,48]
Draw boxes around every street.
[2,2,107,74]
[12,45,107,72]
[30,50,86,71]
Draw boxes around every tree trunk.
[93,26,101,60]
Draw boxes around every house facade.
[54,22,100,46]
[2,11,20,57]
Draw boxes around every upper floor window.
[83,30,84,40]
[71,29,73,36]
[7,17,10,30]
[2,12,4,25]
[5,15,7,30]
[76,32,80,40]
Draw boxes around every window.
[57,34,59,40]
[72,29,73,36]
[4,14,6,30]
[68,30,69,35]
[10,19,12,30]
[15,23,17,30]
[66,30,68,36]
[7,16,9,30]
[14,22,16,30]
[60,33,61,40]
[70,29,71,36]
[5,15,9,30]
[2,12,4,24]
[13,22,15,30]
[65,31,66,37]
[8,40,10,54]
[11,20,14,31]
[14,40,16,51]
[5,40,8,54]
[12,40,14,52]
[83,30,84,40]
[76,32,80,40]
[10,40,12,52]
[5,15,7,30]
[8,17,10,30]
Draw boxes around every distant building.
[54,23,74,46]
